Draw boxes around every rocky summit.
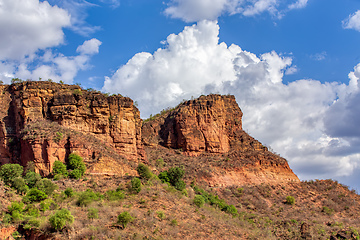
[0,81,298,185]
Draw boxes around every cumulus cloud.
[76,38,102,55]
[1,39,102,84]
[164,0,309,22]
[343,10,360,32]
[0,1,101,84]
[0,0,71,60]
[103,21,360,183]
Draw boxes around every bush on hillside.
[136,163,153,180]
[130,177,142,194]
[52,161,68,177]
[49,209,74,231]
[24,171,41,188]
[0,164,23,186]
[117,211,134,228]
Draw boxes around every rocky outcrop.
[0,81,144,175]
[142,94,299,185]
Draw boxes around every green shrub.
[8,201,24,213]
[11,210,23,222]
[69,169,82,179]
[193,195,205,208]
[23,217,41,230]
[322,206,334,215]
[168,167,184,186]
[24,188,48,203]
[24,171,41,188]
[68,153,86,176]
[130,177,142,194]
[224,204,238,217]
[64,188,74,198]
[0,164,23,186]
[286,196,295,205]
[174,180,186,191]
[160,167,186,190]
[76,189,102,207]
[105,190,125,201]
[158,171,170,183]
[54,132,63,143]
[136,163,153,180]
[35,178,58,195]
[49,209,74,231]
[87,208,99,220]
[24,204,40,217]
[156,211,166,220]
[12,177,29,194]
[170,219,178,226]
[53,174,65,181]
[52,161,68,177]
[117,211,134,228]
[40,199,58,212]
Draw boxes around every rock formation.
[142,94,299,185]
[0,81,299,185]
[0,81,144,175]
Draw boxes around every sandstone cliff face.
[0,81,144,175]
[142,94,299,185]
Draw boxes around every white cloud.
[0,39,102,84]
[0,1,101,84]
[164,0,309,22]
[0,0,71,60]
[76,38,102,55]
[103,21,360,183]
[343,10,360,32]
[47,0,101,36]
[288,0,308,10]
[310,51,327,61]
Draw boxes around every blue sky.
[1,0,360,190]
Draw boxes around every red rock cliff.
[0,81,144,175]
[142,94,299,185]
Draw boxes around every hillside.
[0,81,359,240]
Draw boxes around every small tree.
[193,195,205,208]
[52,161,68,177]
[136,163,153,180]
[68,153,86,178]
[49,209,74,231]
[286,196,295,205]
[117,211,134,228]
[24,171,41,188]
[130,177,142,194]
[24,188,48,203]
[12,177,29,195]
[35,178,58,195]
[0,164,23,186]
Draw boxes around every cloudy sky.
[1,0,360,190]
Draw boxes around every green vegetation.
[193,195,205,208]
[286,195,295,205]
[192,185,238,216]
[130,177,142,193]
[0,163,23,186]
[68,153,86,178]
[117,211,134,228]
[136,163,153,180]
[158,166,186,191]
[52,160,68,177]
[49,209,74,231]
